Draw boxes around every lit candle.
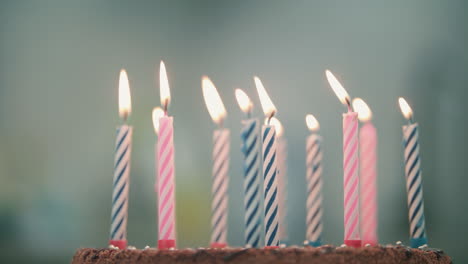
[157,61,176,249]
[304,114,323,247]
[398,97,428,248]
[235,89,262,248]
[110,69,133,249]
[202,76,230,248]
[268,117,288,245]
[151,107,164,193]
[352,98,378,246]
[254,76,280,248]
[326,70,361,247]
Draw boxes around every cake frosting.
[72,245,451,264]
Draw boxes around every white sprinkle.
[108,245,119,250]
[303,240,309,245]
[396,241,403,245]
[144,246,150,250]
[127,246,136,250]
[418,244,428,249]
[245,244,252,248]
[340,244,347,248]
[169,247,175,251]
[280,244,287,248]
[365,244,371,247]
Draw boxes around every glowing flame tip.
[202,76,227,124]
[352,98,372,122]
[398,97,413,120]
[118,69,132,119]
[306,114,320,131]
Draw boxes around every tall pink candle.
[343,112,360,247]
[326,70,361,247]
[359,122,377,245]
[353,98,378,246]
[157,116,176,249]
[157,61,176,249]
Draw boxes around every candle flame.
[235,88,253,113]
[325,70,350,106]
[202,76,227,125]
[352,98,372,122]
[159,61,171,109]
[254,76,277,118]
[306,114,320,131]
[152,107,165,134]
[398,97,413,120]
[118,69,132,119]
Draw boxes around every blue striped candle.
[241,118,262,248]
[110,124,133,249]
[262,125,279,247]
[403,123,427,248]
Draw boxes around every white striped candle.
[269,117,288,245]
[399,98,427,248]
[254,76,280,248]
[110,69,133,249]
[110,125,132,249]
[236,89,262,248]
[240,118,262,247]
[305,114,323,247]
[262,125,279,247]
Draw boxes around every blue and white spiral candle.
[402,123,427,248]
[110,124,133,249]
[262,124,279,247]
[241,119,262,248]
[305,134,323,247]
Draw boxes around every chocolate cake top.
[72,245,451,264]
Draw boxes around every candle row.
[109,63,428,250]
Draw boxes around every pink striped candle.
[326,70,361,247]
[343,112,360,247]
[202,76,229,248]
[157,116,176,249]
[157,61,176,249]
[353,98,378,246]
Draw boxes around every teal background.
[1,0,467,263]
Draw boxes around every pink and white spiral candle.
[343,112,360,247]
[359,122,378,245]
[277,137,288,245]
[157,116,176,249]
[210,129,230,248]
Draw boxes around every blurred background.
[1,0,467,263]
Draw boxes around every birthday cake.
[72,245,451,264]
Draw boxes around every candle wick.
[163,99,169,116]
[345,97,352,112]
[122,111,129,124]
[267,111,275,125]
